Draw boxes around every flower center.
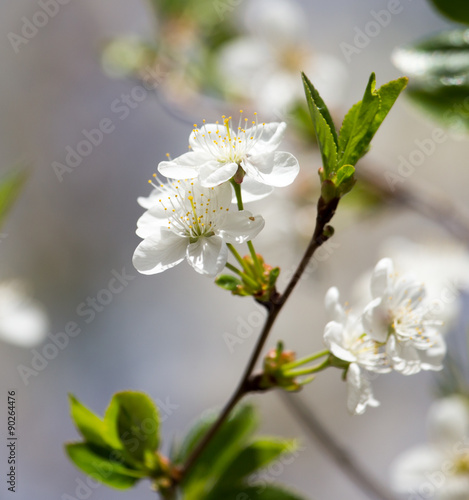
[191,112,267,165]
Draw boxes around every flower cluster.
[133,115,299,277]
[324,258,446,415]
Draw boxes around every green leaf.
[65,443,144,490]
[0,167,28,227]
[302,73,338,176]
[335,165,355,187]
[393,29,469,132]
[69,394,109,448]
[212,439,297,492]
[211,485,309,500]
[427,0,469,24]
[177,405,258,498]
[338,74,407,168]
[215,274,242,291]
[338,73,380,167]
[104,391,160,465]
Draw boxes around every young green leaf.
[105,391,160,465]
[0,167,28,227]
[338,73,380,168]
[215,275,242,291]
[302,73,338,176]
[211,438,297,492]
[65,443,144,490]
[335,165,356,196]
[68,394,110,448]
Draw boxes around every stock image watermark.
[16,268,135,385]
[52,64,167,183]
[384,127,448,192]
[6,390,17,494]
[340,0,412,63]
[8,0,72,54]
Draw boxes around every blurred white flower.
[158,115,299,199]
[363,258,446,375]
[391,396,469,500]
[0,281,49,348]
[323,287,389,415]
[216,0,347,117]
[133,178,264,277]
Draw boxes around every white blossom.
[133,177,264,277]
[158,114,299,200]
[391,396,469,500]
[323,287,389,415]
[363,258,446,375]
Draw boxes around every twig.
[280,393,397,500]
[180,196,339,479]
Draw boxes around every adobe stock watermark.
[8,0,72,54]
[52,64,167,183]
[61,396,179,500]
[17,268,135,386]
[340,0,413,63]
[384,127,448,192]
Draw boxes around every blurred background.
[0,0,468,498]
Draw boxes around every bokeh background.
[0,0,467,499]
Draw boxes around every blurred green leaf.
[427,0,469,24]
[65,443,144,490]
[105,391,160,465]
[211,439,297,492]
[393,29,469,132]
[302,73,338,177]
[0,167,28,227]
[178,405,258,497]
[69,394,110,449]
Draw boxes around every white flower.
[391,396,469,500]
[133,177,264,277]
[158,114,299,199]
[0,281,49,348]
[323,287,389,415]
[363,258,446,375]
[215,0,347,117]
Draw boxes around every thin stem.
[226,243,250,274]
[282,349,330,371]
[280,393,397,500]
[225,262,243,276]
[180,196,339,480]
[282,358,331,377]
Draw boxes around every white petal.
[427,396,469,448]
[370,258,393,299]
[217,211,265,244]
[390,445,443,493]
[417,332,446,372]
[323,321,356,363]
[346,363,379,415]
[362,298,388,343]
[325,287,345,323]
[133,230,187,274]
[186,236,227,277]
[199,161,238,187]
[136,208,167,238]
[236,176,274,203]
[137,190,159,209]
[158,151,209,179]
[386,336,421,375]
[247,122,286,154]
[243,151,299,187]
